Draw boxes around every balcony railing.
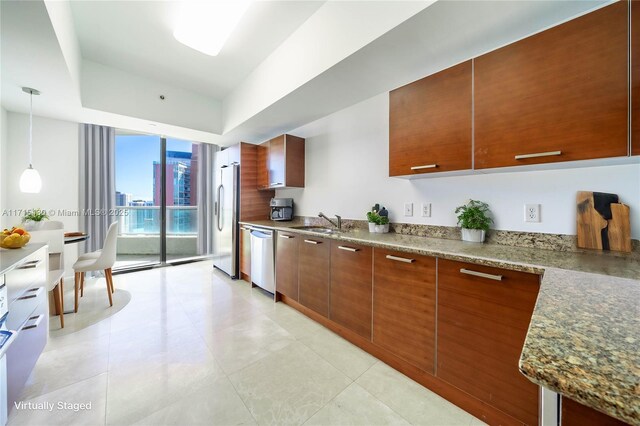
[116,205,197,235]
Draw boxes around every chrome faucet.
[318,212,342,231]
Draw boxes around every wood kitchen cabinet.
[561,397,630,426]
[372,248,436,373]
[240,226,251,282]
[389,61,472,176]
[474,1,628,169]
[329,242,372,339]
[298,236,330,317]
[275,231,299,300]
[633,0,640,156]
[258,134,305,189]
[437,259,540,425]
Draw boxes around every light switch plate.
[404,202,413,217]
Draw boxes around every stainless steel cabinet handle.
[338,246,359,252]
[304,240,321,245]
[410,164,437,171]
[279,235,293,239]
[386,255,415,263]
[16,260,42,269]
[514,151,561,160]
[460,268,503,281]
[22,314,43,331]
[270,182,283,186]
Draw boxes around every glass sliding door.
[114,133,162,269]
[164,138,199,262]
[114,132,207,271]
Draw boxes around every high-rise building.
[115,191,133,206]
[153,151,194,206]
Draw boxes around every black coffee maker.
[270,198,294,221]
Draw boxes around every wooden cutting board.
[576,191,631,252]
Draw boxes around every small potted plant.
[455,200,493,243]
[375,215,390,233]
[367,204,390,233]
[22,208,49,231]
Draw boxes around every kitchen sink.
[289,226,339,234]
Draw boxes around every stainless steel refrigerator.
[213,163,239,278]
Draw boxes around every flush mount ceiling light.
[19,87,42,193]
[173,1,251,56]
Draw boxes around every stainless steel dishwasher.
[249,228,275,293]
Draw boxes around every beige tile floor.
[8,261,484,426]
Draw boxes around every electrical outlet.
[525,204,541,223]
[404,202,413,217]
[422,203,431,217]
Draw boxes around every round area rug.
[49,277,131,337]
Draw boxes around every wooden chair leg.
[55,281,64,328]
[74,272,80,313]
[59,277,64,313]
[53,284,61,316]
[104,269,113,307]
[80,272,85,297]
[106,268,115,293]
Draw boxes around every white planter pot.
[461,228,485,243]
[23,220,43,231]
[368,223,376,232]
[374,224,389,234]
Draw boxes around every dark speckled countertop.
[242,219,640,425]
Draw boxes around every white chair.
[72,222,118,312]
[29,221,66,328]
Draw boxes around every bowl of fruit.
[0,227,31,249]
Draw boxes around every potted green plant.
[455,200,493,243]
[374,215,390,233]
[366,204,390,233]
[366,210,379,232]
[22,208,49,231]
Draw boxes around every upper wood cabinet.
[298,236,330,317]
[474,1,628,169]
[633,0,640,156]
[329,241,373,340]
[372,248,436,374]
[275,231,299,301]
[437,259,540,425]
[389,61,472,176]
[258,134,305,190]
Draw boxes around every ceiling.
[1,0,611,146]
[70,1,325,100]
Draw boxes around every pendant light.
[19,87,42,193]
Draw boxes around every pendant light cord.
[28,91,33,168]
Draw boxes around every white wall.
[3,112,80,276]
[277,93,640,239]
[0,107,8,225]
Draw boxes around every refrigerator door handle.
[216,184,224,231]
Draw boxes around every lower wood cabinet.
[275,232,299,300]
[329,242,372,339]
[240,226,251,281]
[437,259,540,425]
[561,397,630,426]
[373,248,436,373]
[298,236,330,317]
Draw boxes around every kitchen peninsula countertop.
[241,219,640,425]
[0,243,46,275]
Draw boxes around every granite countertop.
[242,219,640,424]
[0,243,47,275]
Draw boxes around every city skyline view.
[115,135,194,203]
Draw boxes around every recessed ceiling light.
[173,1,251,57]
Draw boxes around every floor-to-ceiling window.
[114,131,205,270]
